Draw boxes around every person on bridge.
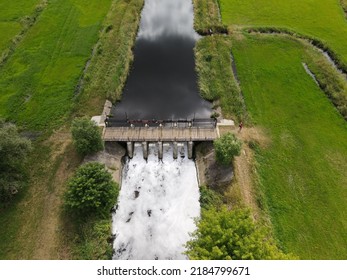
[238,121,243,132]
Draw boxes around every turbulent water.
[112,144,200,260]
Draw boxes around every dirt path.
[31,130,80,259]
[230,126,269,218]
[7,129,79,259]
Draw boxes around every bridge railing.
[104,118,217,128]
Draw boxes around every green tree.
[0,120,32,202]
[71,117,104,156]
[64,162,119,217]
[186,207,293,260]
[214,132,241,165]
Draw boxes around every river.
[112,0,210,260]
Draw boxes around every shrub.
[0,120,32,202]
[186,207,293,260]
[71,117,104,156]
[199,185,223,209]
[64,162,119,217]
[214,132,241,165]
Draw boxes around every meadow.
[219,0,347,64]
[0,0,112,130]
[231,34,347,259]
[0,0,40,55]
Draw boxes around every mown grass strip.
[195,35,247,122]
[0,0,47,67]
[75,0,144,117]
[192,0,227,35]
[0,0,112,130]
[231,34,347,259]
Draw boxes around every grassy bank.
[0,0,112,130]
[301,39,347,120]
[231,34,347,259]
[192,0,227,35]
[219,0,347,65]
[75,0,144,117]
[195,35,247,122]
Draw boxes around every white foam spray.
[112,143,200,260]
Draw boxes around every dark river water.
[111,0,211,120]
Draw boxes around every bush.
[71,118,104,156]
[214,132,241,165]
[199,185,223,209]
[64,162,119,217]
[0,120,31,202]
[186,207,293,260]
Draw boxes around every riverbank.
[193,0,347,259]
[0,0,143,259]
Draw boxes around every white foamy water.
[112,143,200,260]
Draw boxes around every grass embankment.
[192,0,227,35]
[0,0,41,56]
[75,0,144,117]
[195,36,246,122]
[219,0,347,66]
[0,0,143,259]
[0,0,112,130]
[231,34,347,259]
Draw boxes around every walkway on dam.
[103,126,218,142]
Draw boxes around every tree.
[0,120,31,202]
[186,207,293,260]
[64,162,119,217]
[71,117,104,156]
[214,132,241,165]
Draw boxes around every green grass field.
[0,0,112,130]
[220,0,347,64]
[0,0,40,54]
[231,34,347,259]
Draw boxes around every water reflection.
[111,0,211,120]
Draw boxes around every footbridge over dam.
[103,119,218,159]
[94,101,233,160]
